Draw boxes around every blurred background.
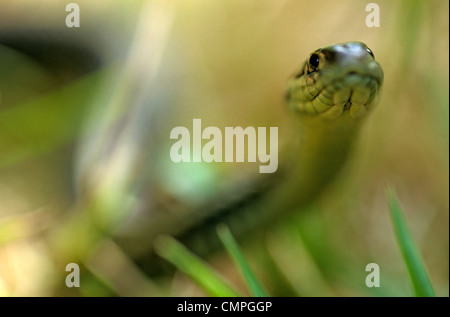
[0,0,448,296]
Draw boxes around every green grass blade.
[0,68,114,170]
[387,187,436,297]
[154,235,242,297]
[217,224,269,297]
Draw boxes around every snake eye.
[308,53,320,73]
[366,47,375,59]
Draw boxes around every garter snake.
[281,41,383,204]
[137,41,384,258]
[0,25,383,265]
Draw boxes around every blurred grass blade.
[154,235,242,297]
[217,224,268,297]
[387,187,436,297]
[0,67,115,169]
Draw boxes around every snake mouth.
[294,72,381,118]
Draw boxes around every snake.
[135,41,384,259]
[0,29,383,266]
[282,41,383,204]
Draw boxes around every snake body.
[283,41,383,203]
[169,42,384,255]
[0,28,383,262]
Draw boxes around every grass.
[387,187,436,297]
[216,224,268,297]
[155,235,242,297]
[154,225,269,297]
[154,186,437,297]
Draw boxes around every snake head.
[286,42,383,120]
